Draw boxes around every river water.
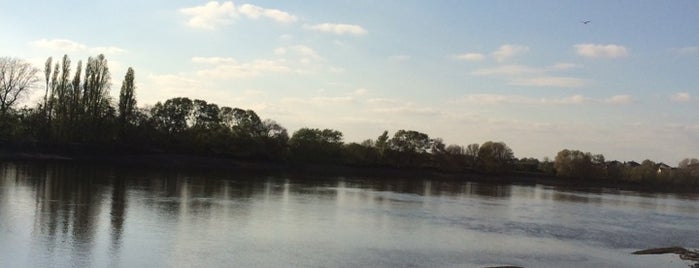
[0,162,697,267]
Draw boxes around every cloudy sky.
[1,1,698,163]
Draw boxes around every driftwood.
[633,247,699,267]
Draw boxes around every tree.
[118,67,137,131]
[465,143,479,167]
[375,130,389,155]
[445,144,465,155]
[629,160,658,182]
[189,99,220,130]
[516,157,540,172]
[430,138,446,154]
[389,130,431,153]
[0,57,39,118]
[69,60,83,125]
[288,128,344,163]
[151,97,193,134]
[260,119,289,158]
[678,158,699,169]
[43,57,52,116]
[554,149,592,179]
[50,55,72,140]
[477,141,514,173]
[82,54,111,122]
[386,130,432,167]
[539,156,555,175]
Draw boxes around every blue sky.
[1,1,698,163]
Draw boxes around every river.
[0,162,697,267]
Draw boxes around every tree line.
[1,55,698,185]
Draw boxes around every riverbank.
[2,150,698,194]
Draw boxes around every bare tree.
[0,57,39,117]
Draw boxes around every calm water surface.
[1,162,698,267]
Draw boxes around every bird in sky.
[582,20,591,24]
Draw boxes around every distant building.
[656,162,672,175]
[625,161,640,168]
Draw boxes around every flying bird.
[582,20,591,24]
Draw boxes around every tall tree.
[0,57,39,118]
[553,149,592,179]
[150,97,193,134]
[464,143,479,167]
[70,60,82,124]
[389,130,431,153]
[118,67,136,131]
[375,130,389,155]
[477,141,515,173]
[82,54,111,122]
[388,130,432,167]
[53,55,72,139]
[43,57,52,115]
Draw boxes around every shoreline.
[1,150,698,194]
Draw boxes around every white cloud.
[363,98,440,116]
[673,46,699,55]
[279,34,293,41]
[192,46,329,78]
[548,95,588,104]
[366,98,406,106]
[549,63,579,70]
[179,1,237,30]
[179,2,296,29]
[286,45,323,61]
[238,4,297,24]
[456,94,537,105]
[510,76,586,88]
[282,96,355,105]
[670,92,692,102]
[454,53,485,62]
[371,106,440,116]
[575,44,629,58]
[31,39,126,55]
[306,23,368,36]
[143,73,267,109]
[191,56,238,65]
[353,88,368,96]
[31,39,86,52]
[90,46,126,54]
[193,57,290,78]
[455,94,631,105]
[471,62,586,88]
[492,44,529,62]
[389,55,411,61]
[603,95,634,104]
[471,65,538,76]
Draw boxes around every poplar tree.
[118,67,136,132]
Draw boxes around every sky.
[1,0,698,164]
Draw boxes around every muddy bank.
[633,247,699,267]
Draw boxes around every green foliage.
[554,149,593,179]
[288,128,344,163]
[389,130,431,153]
[516,157,540,173]
[118,67,137,134]
[553,149,608,179]
[477,141,514,173]
[3,54,699,186]
[344,142,379,166]
[151,97,193,135]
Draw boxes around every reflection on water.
[1,162,698,268]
